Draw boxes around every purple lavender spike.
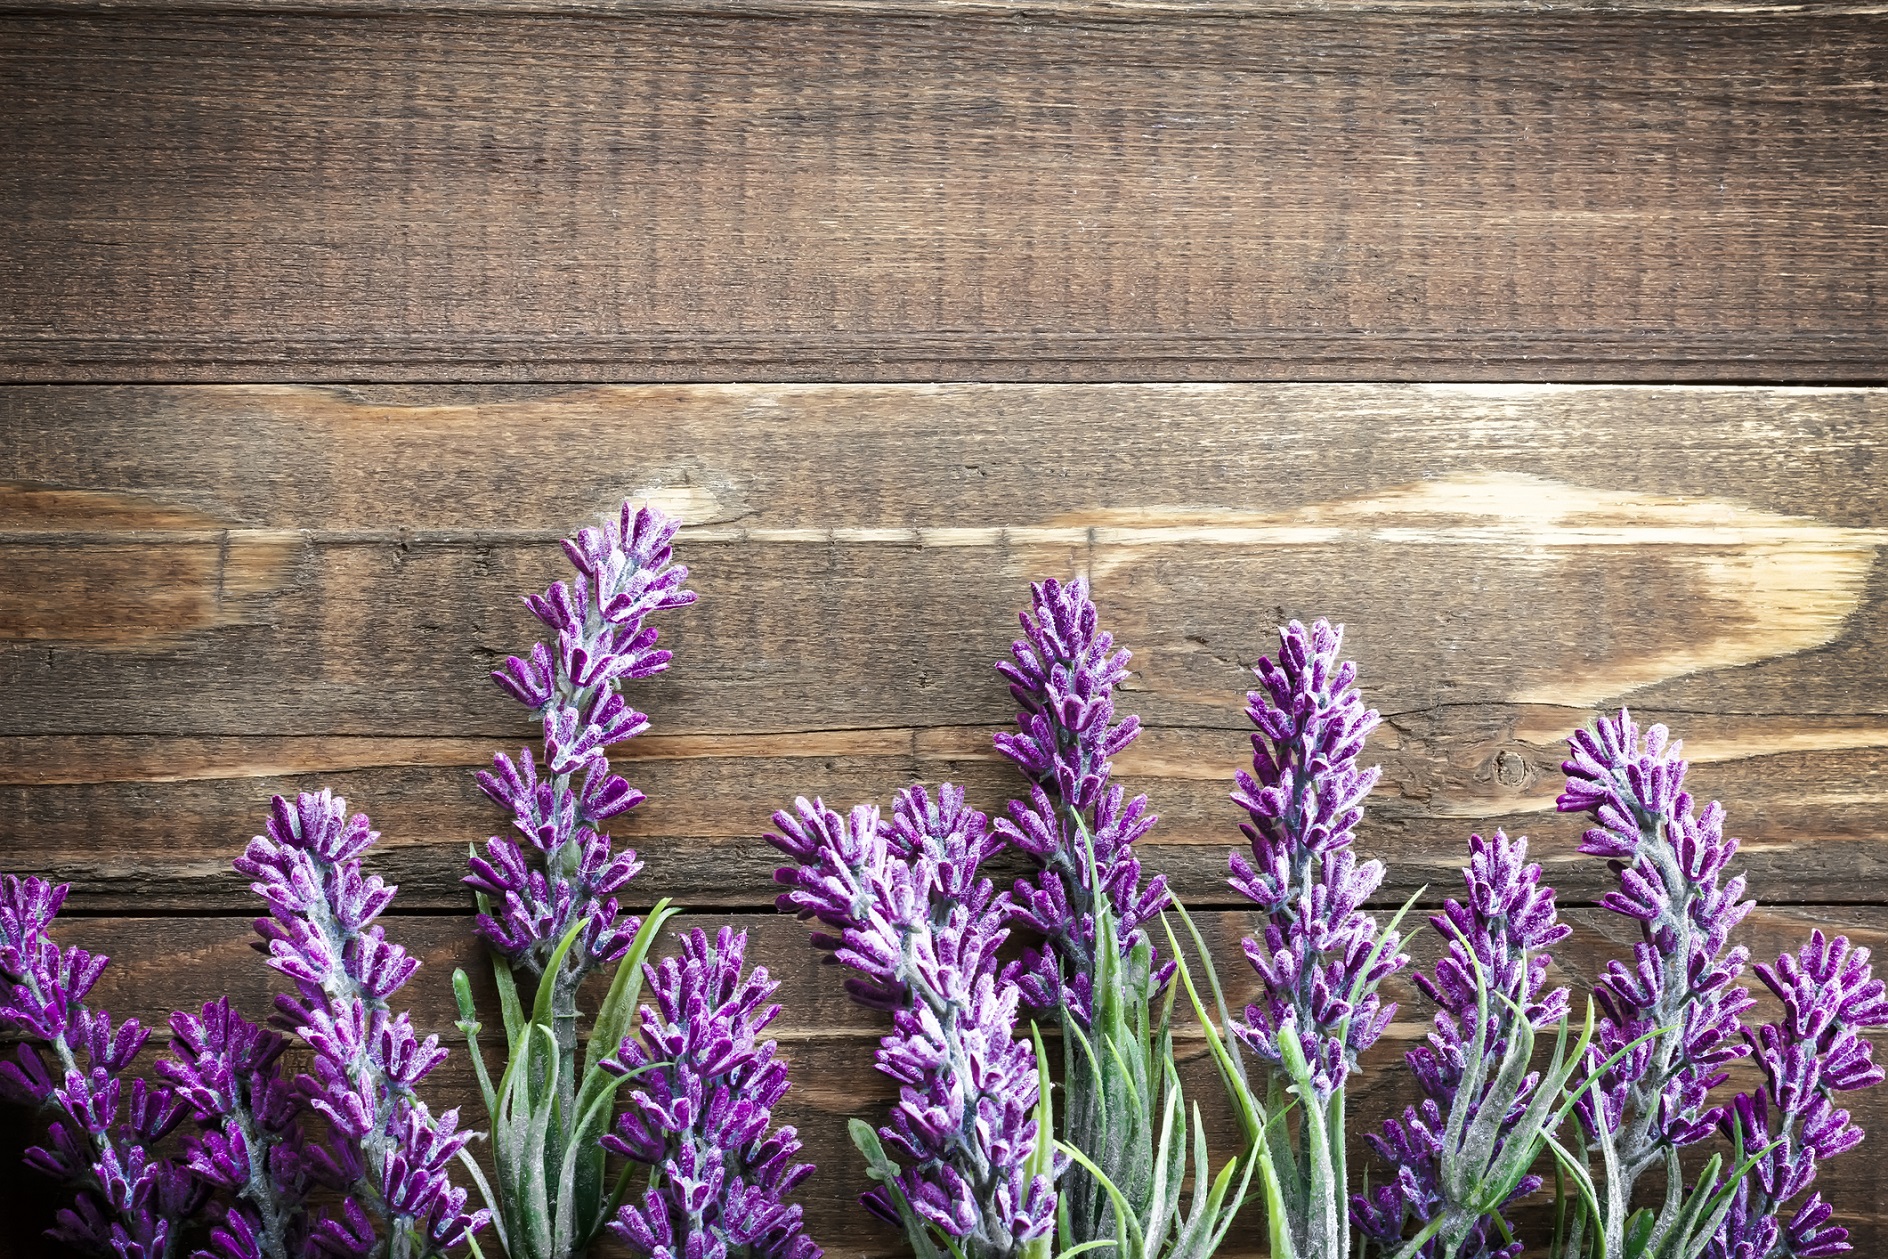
[239,790,488,1255]
[993,576,1171,1026]
[602,927,820,1259]
[466,500,694,986]
[1352,830,1570,1257]
[769,784,1057,1257]
[1559,708,1755,1192]
[1707,931,1888,1259]
[1231,618,1407,1100]
[0,873,204,1257]
[157,996,345,1259]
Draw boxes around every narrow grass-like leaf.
[1058,1140,1146,1259]
[1022,1024,1058,1259]
[583,899,679,1080]
[531,916,590,1031]
[522,1022,563,1257]
[453,967,501,1121]
[1162,914,1264,1148]
[456,1145,508,1257]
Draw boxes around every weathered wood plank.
[5,383,1884,909]
[6,1,1864,14]
[8,384,1887,533]
[2,909,1884,1256]
[2,13,1883,383]
[5,718,1887,911]
[6,529,1882,730]
[5,384,1884,734]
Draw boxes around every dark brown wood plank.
[7,1,1864,13]
[2,11,1883,383]
[6,717,1887,911]
[2,908,1885,1256]
[5,383,1885,910]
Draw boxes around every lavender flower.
[239,790,487,1256]
[1231,618,1406,1101]
[602,926,819,1259]
[994,575,1170,1025]
[0,873,202,1259]
[769,785,1055,1255]
[1353,830,1571,1259]
[1707,931,1888,1259]
[466,501,695,981]
[1559,708,1754,1192]
[158,997,339,1259]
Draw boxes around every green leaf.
[1252,1118,1298,1259]
[453,967,501,1120]
[561,900,682,1247]
[1138,1058,1185,1258]
[1172,903,1248,1083]
[1624,1208,1656,1259]
[1338,886,1424,1039]
[1272,1021,1342,1258]
[1385,1212,1452,1259]
[453,965,480,1029]
[455,1145,509,1257]
[1057,1139,1146,1259]
[584,898,680,1079]
[1199,1148,1258,1259]
[1021,1024,1058,1259]
[553,1064,640,1255]
[522,1022,562,1255]
[1162,913,1264,1149]
[1055,1241,1125,1259]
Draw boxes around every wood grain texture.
[2,908,1886,1257]
[4,383,1885,911]
[3,10,1885,383]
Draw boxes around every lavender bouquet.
[14,494,1888,1259]
[453,500,818,1259]
[0,789,488,1259]
[1545,710,1886,1259]
[770,578,1248,1259]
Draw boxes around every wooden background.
[3,3,1885,1255]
